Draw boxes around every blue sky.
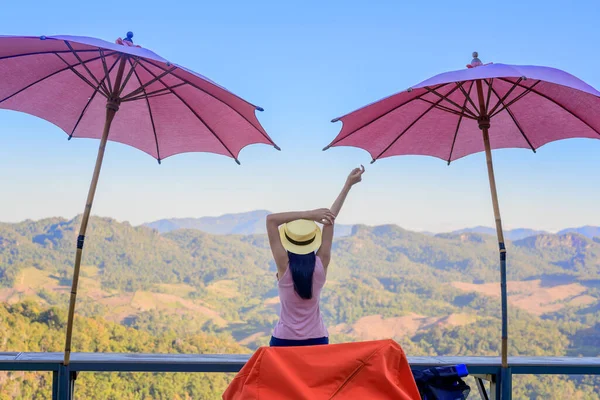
[1,0,600,232]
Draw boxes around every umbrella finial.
[469,51,483,68]
[124,32,134,43]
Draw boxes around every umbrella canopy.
[326,55,600,163]
[325,53,600,398]
[0,33,278,163]
[0,33,278,372]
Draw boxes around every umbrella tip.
[370,159,376,164]
[67,135,72,141]
[273,144,281,151]
[256,106,264,112]
[157,158,162,165]
[40,35,47,40]
[235,158,241,165]
[470,51,482,68]
[331,118,339,123]
[322,145,330,151]
[124,32,134,43]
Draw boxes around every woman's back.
[273,256,328,340]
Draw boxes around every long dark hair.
[288,251,316,299]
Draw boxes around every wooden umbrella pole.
[476,80,508,369]
[63,56,127,365]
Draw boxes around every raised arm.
[267,209,335,273]
[317,166,365,268]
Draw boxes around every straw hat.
[279,219,322,255]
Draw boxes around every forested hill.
[0,216,599,398]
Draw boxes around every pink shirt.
[272,256,328,340]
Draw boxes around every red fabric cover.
[223,339,420,400]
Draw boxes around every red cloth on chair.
[223,339,420,400]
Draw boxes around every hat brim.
[279,224,322,255]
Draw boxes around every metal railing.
[1,352,599,400]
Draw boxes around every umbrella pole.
[476,80,509,371]
[482,127,508,363]
[63,106,116,366]
[63,58,126,366]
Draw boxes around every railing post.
[501,367,512,400]
[57,364,74,400]
[491,368,500,400]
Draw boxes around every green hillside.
[1,216,599,398]
[0,301,247,400]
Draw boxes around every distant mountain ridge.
[143,210,355,237]
[143,211,600,240]
[452,226,600,240]
[558,226,600,239]
[450,226,549,241]
[145,210,272,235]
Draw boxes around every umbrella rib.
[324,83,450,149]
[128,58,162,163]
[417,98,477,119]
[487,78,523,116]
[0,52,112,104]
[143,60,262,111]
[0,49,103,62]
[373,82,466,162]
[424,85,478,118]
[120,64,177,101]
[70,56,121,139]
[54,53,104,94]
[117,57,140,98]
[448,81,475,164]
[496,77,600,137]
[122,83,187,102]
[99,50,113,94]
[454,83,481,117]
[485,80,536,152]
[490,80,540,118]
[485,78,494,112]
[141,59,278,148]
[136,61,240,163]
[70,87,102,139]
[64,41,109,96]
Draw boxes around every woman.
[266,166,365,347]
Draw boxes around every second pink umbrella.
[325,53,600,388]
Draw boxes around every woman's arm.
[267,209,335,272]
[318,166,365,268]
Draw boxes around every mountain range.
[450,226,548,241]
[451,226,600,240]
[144,210,355,236]
[143,210,600,240]
[1,215,599,398]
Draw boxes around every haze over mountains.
[143,210,600,240]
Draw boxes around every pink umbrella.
[0,33,278,365]
[325,53,600,376]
